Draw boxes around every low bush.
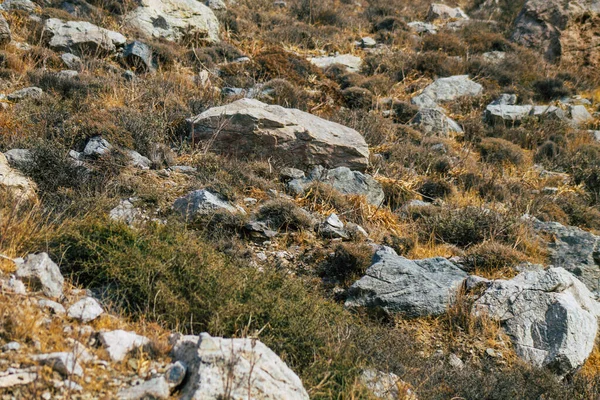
[478,138,525,166]
[261,79,310,109]
[418,178,454,201]
[323,243,373,286]
[532,78,571,102]
[341,87,374,109]
[463,241,526,274]
[257,199,314,231]
[420,206,519,248]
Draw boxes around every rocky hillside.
[1,0,600,398]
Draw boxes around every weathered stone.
[360,369,417,400]
[473,267,600,375]
[4,149,33,169]
[490,93,517,106]
[2,342,20,352]
[412,108,463,136]
[44,18,126,54]
[319,213,348,240]
[126,150,152,169]
[165,361,186,387]
[280,167,305,181]
[118,377,170,400]
[0,371,37,388]
[99,330,150,362]
[124,0,220,44]
[172,333,309,400]
[61,53,83,70]
[38,299,66,315]
[287,166,384,206]
[0,0,38,13]
[309,54,362,73]
[427,4,469,21]
[407,21,438,34]
[109,199,145,225]
[123,41,155,73]
[411,75,483,109]
[7,87,43,102]
[174,189,240,220]
[31,352,84,377]
[67,297,104,322]
[205,0,226,10]
[0,14,11,46]
[15,253,64,299]
[345,247,468,317]
[482,51,507,63]
[0,153,36,200]
[531,218,600,295]
[187,99,369,171]
[3,276,26,295]
[569,104,593,126]
[244,221,277,239]
[83,136,112,158]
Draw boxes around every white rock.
[15,253,64,299]
[99,330,150,362]
[172,332,309,400]
[0,153,37,199]
[44,18,126,54]
[0,371,37,388]
[309,54,362,73]
[117,376,170,400]
[31,352,84,377]
[67,297,104,322]
[412,75,483,109]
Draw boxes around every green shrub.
[463,241,526,273]
[257,199,314,231]
[421,206,518,247]
[478,138,524,165]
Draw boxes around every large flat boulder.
[531,218,600,296]
[43,18,126,54]
[345,247,468,317]
[171,333,309,400]
[411,75,483,109]
[472,267,600,375]
[124,0,220,44]
[187,98,370,171]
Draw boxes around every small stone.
[485,348,497,358]
[38,299,66,315]
[83,136,112,158]
[67,297,104,322]
[448,353,464,369]
[0,371,37,389]
[15,253,64,299]
[117,376,170,400]
[7,87,43,102]
[31,352,84,377]
[2,342,20,352]
[165,361,186,388]
[4,276,26,295]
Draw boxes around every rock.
[165,361,186,387]
[0,153,36,200]
[448,353,464,369]
[280,167,305,181]
[412,108,463,136]
[56,69,79,80]
[118,377,170,400]
[360,369,416,400]
[43,18,126,54]
[591,130,600,142]
[288,166,384,206]
[205,0,226,10]
[174,189,240,220]
[407,21,438,34]
[67,297,104,322]
[0,0,38,12]
[0,14,11,46]
[7,87,43,102]
[427,4,469,21]
[512,0,600,63]
[126,150,152,169]
[31,352,84,377]
[2,342,20,352]
[123,41,155,73]
[99,330,150,362]
[83,136,112,157]
[38,299,66,315]
[345,247,468,317]
[319,213,348,240]
[569,104,593,126]
[356,37,376,48]
[61,53,83,70]
[0,371,37,388]
[482,51,506,63]
[15,253,64,299]
[187,99,369,171]
[308,54,362,73]
[4,149,33,169]
[411,76,483,109]
[244,221,277,239]
[531,218,600,295]
[109,199,145,225]
[124,0,220,45]
[3,276,26,295]
[172,332,309,400]
[490,93,517,106]
[473,267,600,375]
